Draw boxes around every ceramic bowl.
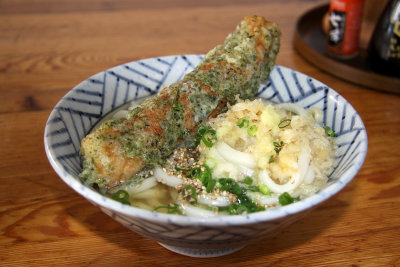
[44,55,368,257]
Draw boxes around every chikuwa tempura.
[79,16,336,217]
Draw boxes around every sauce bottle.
[367,0,400,77]
[327,0,365,59]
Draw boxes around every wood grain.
[1,0,399,266]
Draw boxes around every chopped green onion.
[206,179,217,193]
[243,176,253,185]
[111,190,131,205]
[202,129,217,147]
[232,183,243,195]
[268,155,275,163]
[237,117,257,136]
[154,203,182,214]
[182,185,198,202]
[197,124,209,136]
[202,166,217,193]
[226,205,237,215]
[216,178,265,214]
[218,178,236,191]
[189,164,216,193]
[278,118,291,128]
[175,166,190,172]
[222,203,255,215]
[236,205,248,214]
[188,167,202,178]
[237,117,249,128]
[325,126,337,137]
[247,125,258,136]
[278,192,299,206]
[259,184,270,195]
[273,141,284,153]
[239,194,251,204]
[203,164,212,176]
[200,169,211,184]
[194,125,214,147]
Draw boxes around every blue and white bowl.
[44,55,368,258]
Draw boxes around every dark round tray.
[294,4,400,94]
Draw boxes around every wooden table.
[1,0,399,265]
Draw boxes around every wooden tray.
[294,4,400,94]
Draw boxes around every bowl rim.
[44,55,368,226]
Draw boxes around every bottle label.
[388,21,400,60]
[328,10,346,46]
